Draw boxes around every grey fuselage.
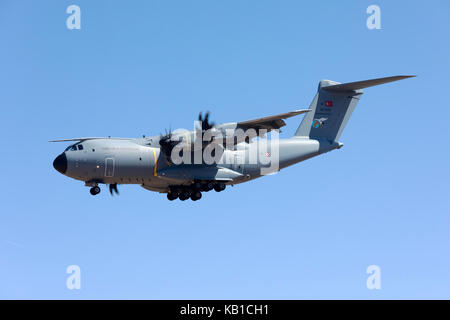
[54,136,341,193]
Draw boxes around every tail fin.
[295,75,415,142]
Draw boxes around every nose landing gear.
[90,186,101,195]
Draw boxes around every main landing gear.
[166,182,226,201]
[167,189,202,201]
[90,186,101,195]
[214,183,226,192]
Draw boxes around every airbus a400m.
[52,75,413,201]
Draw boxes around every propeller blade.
[159,130,181,164]
[198,111,215,131]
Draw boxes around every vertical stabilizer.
[295,75,415,142]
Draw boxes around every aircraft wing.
[206,108,312,148]
[236,109,311,132]
[49,137,133,142]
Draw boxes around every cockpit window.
[64,143,83,152]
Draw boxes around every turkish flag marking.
[325,100,333,107]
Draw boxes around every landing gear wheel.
[167,193,178,201]
[202,182,214,192]
[190,191,202,201]
[192,182,202,190]
[179,192,190,201]
[90,186,101,195]
[214,183,226,192]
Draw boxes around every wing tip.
[394,75,417,79]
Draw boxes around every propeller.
[109,183,119,195]
[159,129,180,161]
[198,111,215,131]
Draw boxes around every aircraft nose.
[53,153,67,174]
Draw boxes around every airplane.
[52,75,414,201]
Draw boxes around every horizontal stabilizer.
[323,75,416,92]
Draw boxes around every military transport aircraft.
[52,75,414,201]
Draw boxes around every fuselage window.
[70,146,77,151]
[78,144,84,150]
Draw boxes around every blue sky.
[1,0,449,299]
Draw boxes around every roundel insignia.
[312,117,327,129]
